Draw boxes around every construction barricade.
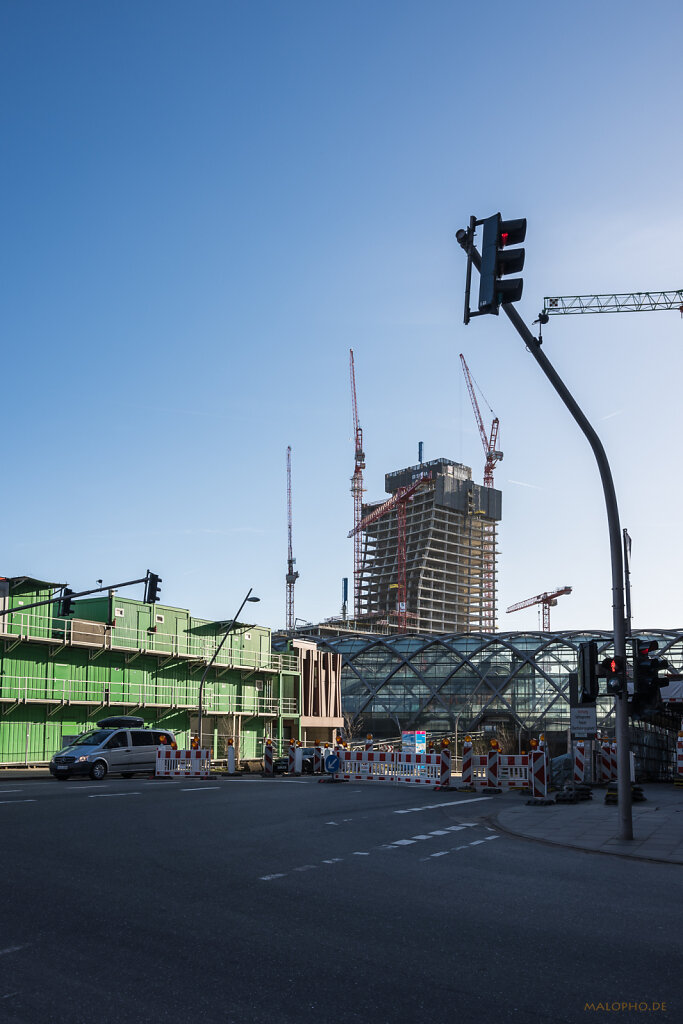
[155,748,210,778]
[573,741,585,784]
[263,739,274,776]
[677,731,683,779]
[333,749,441,785]
[227,740,236,775]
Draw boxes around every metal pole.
[197,588,255,748]
[457,232,633,840]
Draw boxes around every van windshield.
[71,731,112,746]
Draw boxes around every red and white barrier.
[462,739,473,786]
[573,742,585,784]
[287,741,296,775]
[155,748,210,778]
[264,740,274,776]
[437,742,451,789]
[227,741,236,775]
[487,747,499,789]
[333,749,441,785]
[677,731,683,777]
[498,754,530,790]
[530,749,547,798]
[600,738,612,783]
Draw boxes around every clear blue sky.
[3,0,682,632]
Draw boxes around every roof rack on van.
[96,716,145,729]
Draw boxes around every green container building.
[0,576,309,766]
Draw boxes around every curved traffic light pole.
[457,230,633,840]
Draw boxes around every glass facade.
[310,630,683,744]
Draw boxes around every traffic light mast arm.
[543,290,683,316]
[2,573,156,616]
[456,224,631,838]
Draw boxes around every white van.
[49,716,175,781]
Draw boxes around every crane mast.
[349,349,365,619]
[506,586,572,632]
[460,354,501,632]
[285,445,299,632]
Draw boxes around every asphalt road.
[0,776,680,1024]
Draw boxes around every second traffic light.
[577,640,599,703]
[599,654,626,694]
[631,639,667,714]
[144,572,162,604]
[478,213,526,315]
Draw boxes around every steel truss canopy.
[542,290,683,316]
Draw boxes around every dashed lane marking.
[0,800,36,805]
[260,873,286,881]
[180,786,221,792]
[87,792,141,799]
[394,797,492,814]
[0,790,23,794]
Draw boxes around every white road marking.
[260,873,286,881]
[322,858,343,864]
[411,835,432,840]
[180,786,220,792]
[0,800,36,804]
[394,797,492,814]
[352,852,369,856]
[0,946,28,956]
[430,851,449,858]
[393,839,416,846]
[325,821,339,825]
[87,792,141,799]
[470,839,486,846]
[0,790,22,794]
[293,865,316,872]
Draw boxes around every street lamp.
[197,589,260,748]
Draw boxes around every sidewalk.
[495,784,683,864]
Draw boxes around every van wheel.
[90,761,107,781]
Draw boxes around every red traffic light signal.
[478,213,526,314]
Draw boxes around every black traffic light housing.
[58,587,74,618]
[478,213,526,315]
[144,572,162,605]
[599,654,626,694]
[630,639,667,715]
[577,640,599,703]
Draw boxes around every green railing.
[0,612,299,674]
[0,675,298,716]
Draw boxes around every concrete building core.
[358,458,502,633]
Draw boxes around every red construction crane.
[285,446,299,632]
[348,474,431,631]
[459,353,502,488]
[349,349,366,619]
[506,586,572,632]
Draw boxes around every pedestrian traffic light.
[144,572,162,604]
[58,587,74,618]
[577,641,599,703]
[599,654,626,694]
[630,639,668,715]
[478,213,526,314]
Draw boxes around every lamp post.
[197,589,260,748]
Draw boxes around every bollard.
[294,741,303,775]
[365,733,373,751]
[437,739,451,790]
[263,739,274,777]
[227,738,236,775]
[573,741,585,785]
[461,736,473,786]
[487,740,499,789]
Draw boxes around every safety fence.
[333,749,444,786]
[462,739,548,798]
[155,748,211,778]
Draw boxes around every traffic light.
[630,639,668,714]
[599,654,626,694]
[144,572,162,604]
[58,587,74,618]
[478,213,526,314]
[577,640,599,703]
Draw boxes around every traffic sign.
[325,754,339,774]
[570,706,598,738]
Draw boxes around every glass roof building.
[306,629,683,747]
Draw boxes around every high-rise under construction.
[358,458,502,633]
